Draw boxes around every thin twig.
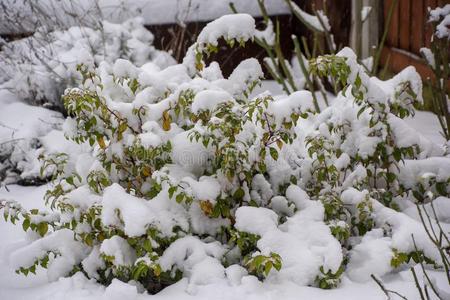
[371,274,408,300]
[411,266,426,300]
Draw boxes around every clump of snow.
[388,115,444,158]
[397,157,450,189]
[227,58,264,97]
[183,14,257,74]
[182,176,222,203]
[420,48,436,69]
[81,246,105,280]
[235,207,278,236]
[235,185,343,286]
[100,236,136,267]
[268,91,314,126]
[171,131,214,177]
[361,6,372,22]
[159,236,225,283]
[65,186,102,210]
[255,20,275,46]
[197,14,256,47]
[347,229,392,282]
[429,4,450,39]
[191,90,234,114]
[102,183,188,237]
[290,1,330,32]
[9,229,88,281]
[342,188,447,273]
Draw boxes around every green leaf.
[290,175,297,185]
[211,204,221,218]
[386,172,396,183]
[253,255,264,267]
[37,222,48,237]
[411,251,421,263]
[354,73,362,89]
[22,218,30,231]
[118,122,128,135]
[176,193,184,203]
[85,234,93,246]
[357,107,365,118]
[162,110,171,131]
[168,186,177,198]
[259,162,267,173]
[233,188,245,200]
[129,78,139,94]
[40,256,49,268]
[273,258,282,271]
[264,261,273,276]
[153,264,162,277]
[436,182,446,195]
[66,176,74,186]
[94,218,101,230]
[133,264,147,280]
[143,239,152,252]
[393,148,402,162]
[202,138,209,148]
[269,147,278,161]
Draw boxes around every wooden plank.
[411,0,425,54]
[312,0,324,10]
[399,0,411,51]
[386,0,400,47]
[381,46,450,88]
[437,0,450,7]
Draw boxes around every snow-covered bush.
[0,17,175,111]
[0,91,68,185]
[1,14,449,294]
[0,18,175,185]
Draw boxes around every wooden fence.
[381,0,449,80]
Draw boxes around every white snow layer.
[102,183,188,237]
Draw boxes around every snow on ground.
[0,186,447,300]
[0,90,62,145]
[0,90,65,183]
[404,110,447,145]
[0,182,446,300]
[0,82,449,299]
